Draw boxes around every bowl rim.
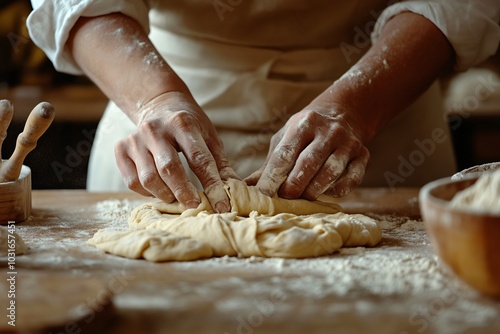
[419,173,500,218]
[0,164,32,186]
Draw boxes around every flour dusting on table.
[13,199,500,334]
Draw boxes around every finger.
[243,128,284,186]
[255,133,307,197]
[244,167,264,186]
[138,116,203,207]
[177,129,230,213]
[135,151,177,203]
[325,147,370,197]
[0,100,14,158]
[205,132,241,181]
[150,142,201,208]
[114,140,157,199]
[277,139,333,199]
[300,135,362,200]
[246,129,291,189]
[137,121,201,207]
[300,150,350,200]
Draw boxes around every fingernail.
[186,200,201,209]
[215,201,229,213]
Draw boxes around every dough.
[152,178,342,216]
[88,229,213,261]
[450,169,500,213]
[0,226,27,256]
[88,179,382,261]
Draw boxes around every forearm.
[67,12,188,123]
[322,12,455,142]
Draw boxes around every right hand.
[114,91,239,212]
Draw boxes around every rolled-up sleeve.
[27,0,150,75]
[372,0,500,71]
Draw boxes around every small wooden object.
[0,101,55,182]
[0,164,31,224]
[0,100,55,223]
[420,173,500,297]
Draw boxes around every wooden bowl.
[0,165,31,224]
[419,175,500,297]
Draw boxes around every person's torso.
[148,0,390,50]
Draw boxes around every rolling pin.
[0,102,55,182]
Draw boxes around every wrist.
[134,90,198,125]
[308,83,377,144]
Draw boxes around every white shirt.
[28,0,500,75]
[24,0,500,190]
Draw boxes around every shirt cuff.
[27,0,150,75]
[371,0,500,71]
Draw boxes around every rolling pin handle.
[0,102,55,182]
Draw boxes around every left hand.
[245,100,370,199]
[246,9,457,199]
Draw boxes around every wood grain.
[0,271,114,333]
[6,188,499,333]
[0,165,31,224]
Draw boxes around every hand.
[246,100,370,199]
[114,91,239,212]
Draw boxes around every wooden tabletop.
[1,188,499,334]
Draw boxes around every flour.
[95,199,144,230]
[383,58,390,69]
[13,197,500,333]
[450,169,500,213]
[13,199,145,267]
[110,214,499,333]
[337,66,371,88]
[144,51,162,66]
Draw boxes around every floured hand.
[246,100,370,199]
[114,91,239,212]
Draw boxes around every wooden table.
[1,189,500,334]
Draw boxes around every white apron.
[87,1,456,192]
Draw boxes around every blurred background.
[1,0,499,189]
[1,0,107,189]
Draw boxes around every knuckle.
[124,176,141,191]
[360,146,370,162]
[138,118,161,135]
[273,143,295,163]
[114,139,129,156]
[330,128,352,144]
[323,157,345,179]
[294,110,320,133]
[157,158,177,178]
[189,148,212,171]
[344,165,365,186]
[169,110,197,130]
[300,109,319,122]
[139,171,157,188]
